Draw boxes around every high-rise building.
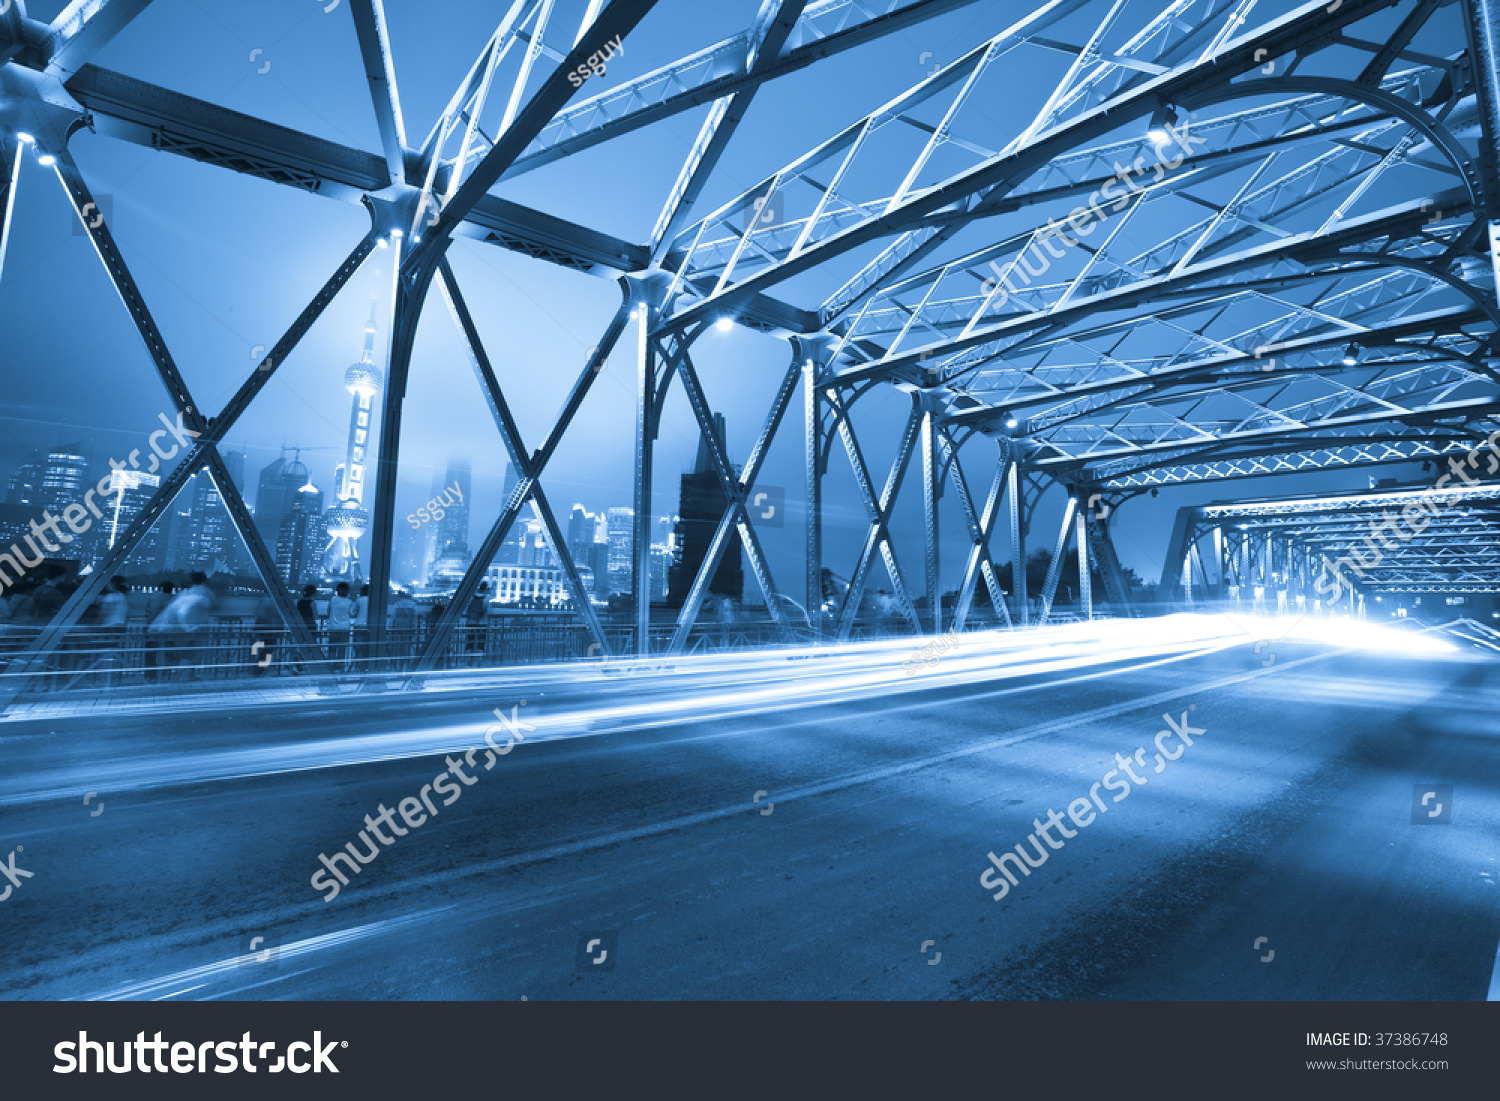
[40,443,88,517]
[255,455,303,554]
[104,468,166,573]
[277,478,325,589]
[37,443,91,564]
[567,504,595,563]
[394,517,425,589]
[433,456,472,560]
[606,506,633,595]
[219,449,252,576]
[670,413,742,606]
[179,470,238,575]
[650,542,672,601]
[324,302,384,583]
[517,518,554,568]
[4,450,43,507]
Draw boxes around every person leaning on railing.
[327,581,355,672]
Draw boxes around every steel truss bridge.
[1161,477,1500,611]
[2,0,1498,702]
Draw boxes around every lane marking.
[87,907,453,1001]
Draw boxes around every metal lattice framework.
[2,0,1498,702]
[1158,473,1500,602]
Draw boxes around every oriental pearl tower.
[323,301,383,583]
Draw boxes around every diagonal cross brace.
[831,394,924,638]
[664,350,800,653]
[407,260,625,676]
[943,434,1011,631]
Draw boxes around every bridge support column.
[1463,0,1500,301]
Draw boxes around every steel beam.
[1076,508,1092,620]
[349,0,408,186]
[42,0,154,80]
[1007,458,1027,626]
[921,405,941,633]
[946,438,1010,632]
[802,356,824,639]
[1037,494,1077,624]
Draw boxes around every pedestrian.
[296,584,319,634]
[143,581,174,684]
[293,583,319,673]
[389,588,417,666]
[30,568,67,623]
[426,600,447,670]
[465,581,490,665]
[97,576,130,687]
[176,571,215,679]
[149,572,214,682]
[251,594,280,677]
[327,581,355,672]
[353,582,371,672]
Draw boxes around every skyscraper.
[40,443,88,517]
[670,413,742,607]
[104,468,166,573]
[4,450,43,507]
[181,470,237,575]
[40,443,91,564]
[220,449,252,577]
[606,506,633,595]
[564,504,600,582]
[517,518,554,568]
[324,301,384,583]
[567,504,595,561]
[433,456,472,560]
[277,478,325,589]
[255,455,303,554]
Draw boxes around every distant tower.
[324,301,384,583]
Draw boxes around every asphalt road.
[1,636,1496,1001]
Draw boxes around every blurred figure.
[465,582,490,665]
[30,568,67,623]
[426,600,447,670]
[5,579,39,625]
[143,581,174,684]
[150,572,214,682]
[178,573,215,679]
[97,577,130,688]
[389,588,417,666]
[251,594,280,677]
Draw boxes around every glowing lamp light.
[15,132,34,144]
[376,237,389,249]
[37,154,55,166]
[1342,342,1360,366]
[716,317,735,332]
[1147,104,1178,149]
